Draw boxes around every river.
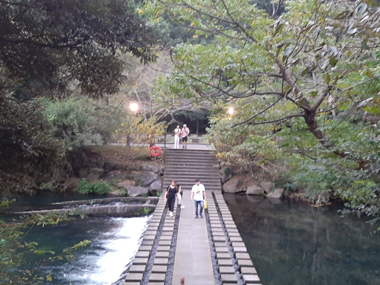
[224,194,380,285]
[7,192,380,284]
[24,216,149,285]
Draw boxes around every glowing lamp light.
[129,102,139,112]
[228,107,234,115]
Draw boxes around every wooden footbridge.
[123,149,261,285]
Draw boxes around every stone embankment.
[221,170,284,199]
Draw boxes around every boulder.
[116,180,135,191]
[104,161,125,172]
[259,181,275,193]
[78,168,90,179]
[149,180,163,196]
[222,176,244,193]
[246,185,264,196]
[129,171,143,181]
[140,171,159,187]
[87,168,105,182]
[87,159,98,169]
[220,166,233,184]
[267,188,284,199]
[104,170,128,182]
[96,159,105,169]
[142,163,164,175]
[64,177,81,191]
[104,161,117,172]
[128,186,149,197]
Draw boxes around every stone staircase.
[162,149,221,193]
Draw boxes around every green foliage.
[135,206,153,216]
[0,95,65,195]
[0,0,160,194]
[0,213,90,284]
[74,179,113,195]
[114,115,166,146]
[43,96,128,150]
[148,0,380,224]
[0,0,157,98]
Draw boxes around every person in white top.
[190,179,206,218]
[174,125,181,149]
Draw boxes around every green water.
[224,194,380,285]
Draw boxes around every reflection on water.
[26,216,149,285]
[224,194,380,285]
[11,191,104,205]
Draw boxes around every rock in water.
[267,188,284,199]
[246,185,264,196]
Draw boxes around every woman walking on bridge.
[166,180,179,217]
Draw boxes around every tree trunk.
[276,59,346,158]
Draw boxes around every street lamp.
[129,102,139,113]
[127,102,139,146]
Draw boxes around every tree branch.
[246,113,304,126]
[220,0,257,43]
[311,85,333,112]
[232,96,283,128]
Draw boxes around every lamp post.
[127,102,139,146]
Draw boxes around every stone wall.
[221,173,284,199]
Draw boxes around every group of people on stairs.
[165,179,206,218]
[174,124,190,149]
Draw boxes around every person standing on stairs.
[174,125,181,149]
[181,124,190,149]
[166,180,179,217]
[190,179,206,218]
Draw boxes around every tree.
[0,97,65,195]
[0,0,159,194]
[147,0,380,222]
[43,96,127,150]
[0,0,157,97]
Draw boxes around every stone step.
[163,184,221,190]
[165,149,214,153]
[162,182,221,187]
[164,159,219,164]
[163,177,221,183]
[162,185,221,190]
[164,179,220,184]
[164,167,218,170]
[163,178,220,183]
[165,153,217,158]
[163,172,220,176]
[162,172,220,177]
[163,169,220,173]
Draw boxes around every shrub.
[74,179,112,195]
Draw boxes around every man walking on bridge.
[190,179,206,218]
